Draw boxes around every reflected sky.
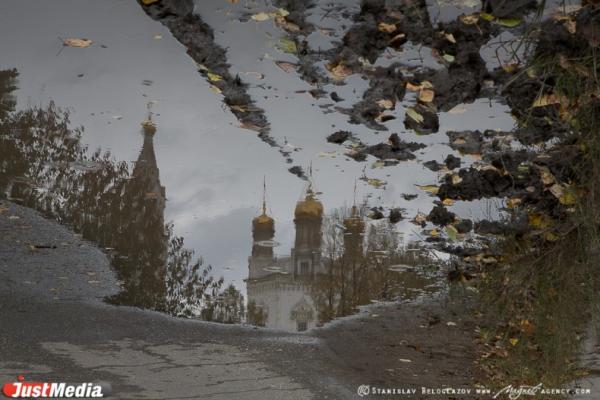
[0,0,516,318]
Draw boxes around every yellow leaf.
[63,38,93,48]
[442,53,455,63]
[428,229,440,237]
[207,72,223,82]
[278,37,297,54]
[378,22,397,33]
[415,184,439,194]
[446,225,458,241]
[251,12,271,22]
[406,108,424,124]
[509,338,519,346]
[209,84,222,94]
[367,178,387,188]
[406,82,422,92]
[532,93,561,108]
[451,174,463,185]
[419,89,435,103]
[326,61,353,80]
[141,0,159,5]
[444,33,456,43]
[376,99,394,109]
[545,231,559,242]
[460,14,479,25]
[442,198,454,206]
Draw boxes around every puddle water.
[0,0,565,332]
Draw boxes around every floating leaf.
[326,61,353,80]
[406,108,424,124]
[444,32,456,43]
[446,225,459,241]
[141,0,159,5]
[275,60,297,73]
[406,82,422,92]
[451,174,463,185]
[275,16,300,32]
[378,22,397,33]
[63,38,93,48]
[251,12,271,22]
[479,12,495,21]
[415,184,439,194]
[367,178,387,188]
[376,99,394,109]
[278,37,297,54]
[442,53,455,63]
[207,72,223,82]
[460,14,479,25]
[442,198,455,206]
[497,18,523,27]
[419,89,435,103]
[412,212,427,225]
[209,84,221,94]
[448,105,467,114]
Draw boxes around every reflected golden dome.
[253,212,274,227]
[295,192,323,219]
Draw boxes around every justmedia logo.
[357,385,370,397]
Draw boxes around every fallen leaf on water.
[209,84,222,94]
[240,122,263,132]
[428,229,440,237]
[446,225,459,241]
[376,99,394,109]
[419,89,435,103]
[251,12,271,22]
[141,0,159,5]
[444,32,456,43]
[497,18,523,27]
[406,82,421,92]
[275,16,300,32]
[378,22,397,33]
[406,108,424,124]
[479,12,495,21]
[451,174,463,185]
[326,61,353,80]
[538,167,555,186]
[278,37,297,54]
[412,213,427,225]
[448,105,467,114]
[415,184,439,194]
[63,38,93,48]
[442,53,455,63]
[275,61,297,73]
[460,14,479,25]
[207,72,223,82]
[367,178,387,188]
[442,198,455,206]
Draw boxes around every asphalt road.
[0,201,483,399]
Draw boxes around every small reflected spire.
[262,175,267,215]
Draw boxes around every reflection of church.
[246,181,367,332]
[246,184,326,332]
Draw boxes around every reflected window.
[297,321,307,332]
[300,261,309,275]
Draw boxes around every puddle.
[0,0,567,332]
